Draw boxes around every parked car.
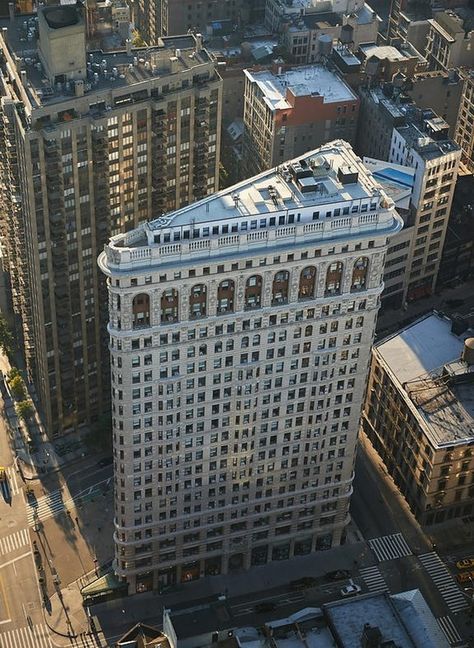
[325,570,351,581]
[289,577,317,591]
[97,457,113,468]
[457,570,474,584]
[456,558,474,570]
[254,601,277,613]
[340,582,362,597]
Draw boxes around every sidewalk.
[377,278,474,338]
[45,535,371,641]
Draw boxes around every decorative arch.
[189,283,207,319]
[244,275,262,310]
[161,288,178,324]
[132,293,150,328]
[325,262,343,296]
[351,257,369,292]
[299,266,316,300]
[217,279,234,314]
[272,270,289,306]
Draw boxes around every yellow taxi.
[456,558,474,570]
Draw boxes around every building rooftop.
[165,592,447,648]
[363,86,460,161]
[244,65,357,111]
[397,121,460,161]
[376,313,474,447]
[99,141,402,273]
[0,11,211,110]
[324,590,448,648]
[362,158,415,210]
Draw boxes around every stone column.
[262,270,274,307]
[289,265,301,303]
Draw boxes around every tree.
[9,375,26,401]
[8,367,21,380]
[0,315,13,356]
[15,400,33,421]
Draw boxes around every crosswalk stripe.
[27,478,112,527]
[360,565,389,593]
[0,623,52,648]
[0,529,30,556]
[419,552,468,613]
[368,532,412,562]
[2,467,20,497]
[27,491,67,526]
[438,615,462,645]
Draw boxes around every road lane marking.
[0,572,11,624]
[419,552,468,613]
[0,552,31,569]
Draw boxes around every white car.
[340,582,362,597]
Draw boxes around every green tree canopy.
[10,375,26,401]
[0,315,13,356]
[16,399,33,421]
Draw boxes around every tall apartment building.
[158,0,252,38]
[425,9,474,71]
[356,86,460,307]
[0,4,222,436]
[387,0,432,49]
[265,0,374,34]
[242,65,359,179]
[455,72,474,172]
[406,69,463,139]
[361,312,474,526]
[280,8,380,65]
[99,140,402,593]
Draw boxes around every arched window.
[325,262,343,296]
[272,270,289,306]
[189,283,207,319]
[132,293,150,329]
[161,289,178,324]
[245,275,262,310]
[241,336,249,349]
[305,325,313,337]
[252,334,261,346]
[299,266,316,300]
[217,279,234,314]
[351,257,369,292]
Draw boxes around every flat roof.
[0,13,211,108]
[99,141,403,274]
[360,43,408,62]
[148,142,381,229]
[376,313,474,447]
[396,122,460,161]
[324,591,447,648]
[244,66,356,110]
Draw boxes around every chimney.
[8,2,14,22]
[125,38,132,56]
[1,27,8,43]
[74,79,84,97]
[20,69,27,87]
[169,56,179,73]
[195,33,203,52]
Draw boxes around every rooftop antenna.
[232,193,240,209]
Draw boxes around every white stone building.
[98,140,403,593]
